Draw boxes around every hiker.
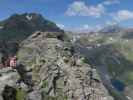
[0,56,8,68]
[5,58,10,67]
[9,56,17,68]
[1,56,6,67]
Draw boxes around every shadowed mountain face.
[0,13,63,42]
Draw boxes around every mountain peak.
[0,13,63,42]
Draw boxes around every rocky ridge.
[0,31,114,100]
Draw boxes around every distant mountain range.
[98,24,123,34]
[0,13,63,42]
[96,24,133,39]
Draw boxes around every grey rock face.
[27,90,42,100]
[0,68,19,100]
[0,31,114,100]
[17,31,114,100]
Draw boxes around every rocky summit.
[0,13,63,42]
[0,31,114,100]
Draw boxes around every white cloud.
[113,10,133,21]
[82,24,91,30]
[56,24,65,29]
[65,1,105,17]
[103,0,120,5]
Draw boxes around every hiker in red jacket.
[10,56,17,68]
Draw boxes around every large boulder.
[0,68,19,100]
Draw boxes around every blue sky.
[0,0,133,32]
